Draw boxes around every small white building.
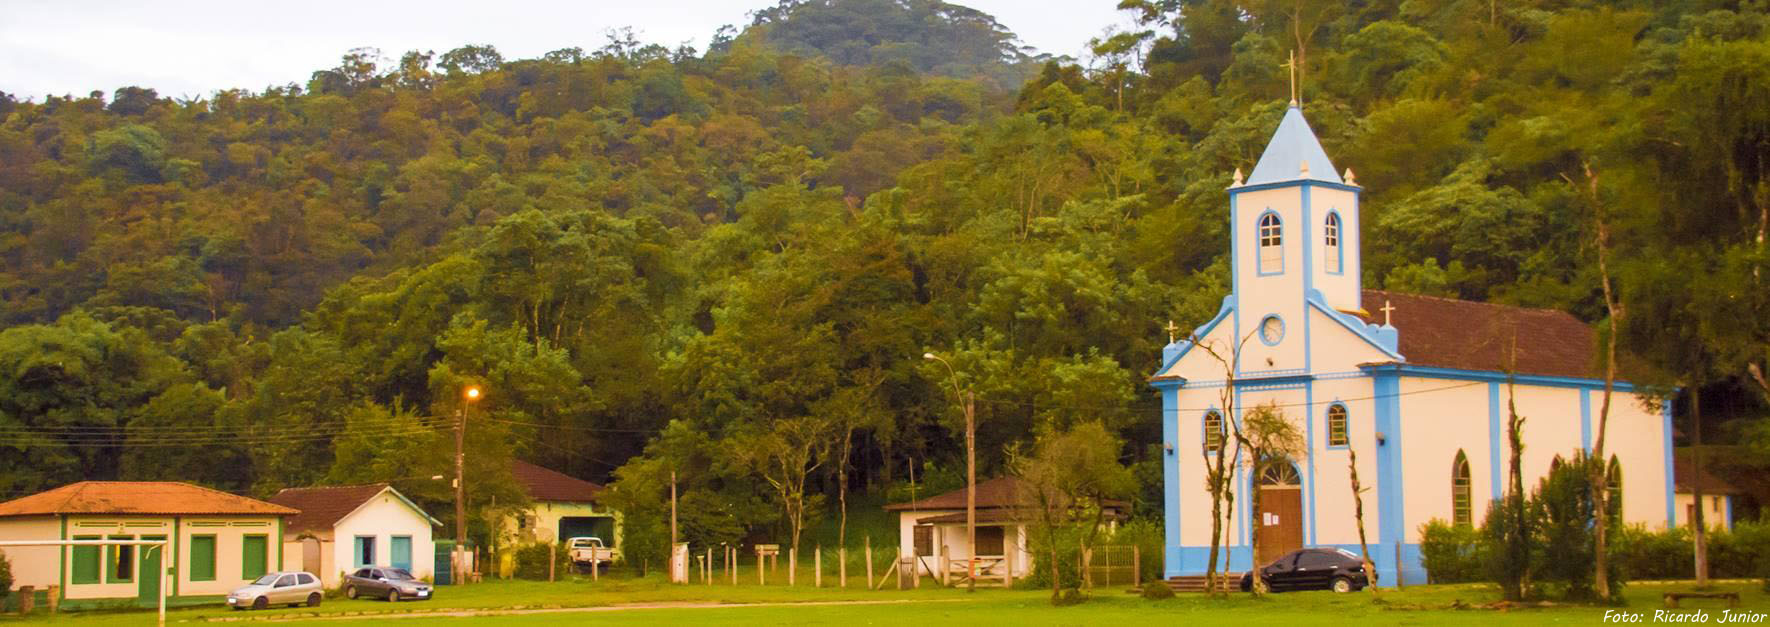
[501,461,619,547]
[0,481,297,609]
[1672,452,1740,532]
[268,484,440,586]
[886,476,1127,582]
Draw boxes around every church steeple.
[1227,105,1364,367]
[1245,105,1342,186]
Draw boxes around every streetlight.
[455,384,482,585]
[924,352,977,592]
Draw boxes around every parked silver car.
[227,571,323,610]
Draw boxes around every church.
[1150,104,1673,586]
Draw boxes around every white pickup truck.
[567,536,618,573]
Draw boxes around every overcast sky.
[0,1,1138,101]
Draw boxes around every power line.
[966,380,1487,414]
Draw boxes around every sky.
[0,0,1139,101]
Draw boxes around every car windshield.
[251,574,279,586]
[385,569,416,581]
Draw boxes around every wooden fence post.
[789,548,797,586]
[759,549,766,586]
[1394,541,1404,590]
[730,546,737,585]
[1133,545,1141,589]
[866,539,874,590]
[549,544,556,582]
[815,546,823,588]
[840,547,847,588]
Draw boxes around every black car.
[343,567,433,602]
[1239,548,1373,593]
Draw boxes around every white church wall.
[1303,377,1381,548]
[1159,312,1239,382]
[1396,378,1498,541]
[1233,186,1308,378]
[1605,392,1672,528]
[1308,186,1362,313]
[1306,306,1394,371]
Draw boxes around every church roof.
[1357,290,1602,380]
[1245,105,1343,186]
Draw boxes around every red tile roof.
[0,482,298,518]
[513,460,604,503]
[1673,452,1741,495]
[885,477,1129,512]
[1358,290,1602,379]
[268,484,394,534]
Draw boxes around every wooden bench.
[1663,591,1740,609]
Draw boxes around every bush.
[0,549,12,596]
[1053,587,1087,606]
[1613,525,1691,580]
[1140,581,1175,600]
[1419,519,1483,583]
[1481,494,1535,600]
[511,542,572,580]
[1106,519,1164,585]
[1532,452,1621,600]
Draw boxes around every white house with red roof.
[0,481,297,609]
[1151,104,1673,586]
[268,483,440,586]
[499,461,620,554]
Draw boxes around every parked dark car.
[1239,548,1373,593]
[343,567,433,602]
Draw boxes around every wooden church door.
[1256,461,1304,566]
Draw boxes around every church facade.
[1151,105,1673,586]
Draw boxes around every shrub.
[1481,494,1535,600]
[1532,452,1622,600]
[1053,587,1087,606]
[0,549,12,596]
[1419,518,1483,583]
[1106,519,1164,585]
[1140,581,1175,600]
[511,542,571,580]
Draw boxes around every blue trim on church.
[1580,389,1593,452]
[1369,364,1638,392]
[1662,400,1676,528]
[1488,382,1503,501]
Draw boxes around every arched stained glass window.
[1204,411,1225,453]
[1453,450,1472,527]
[1327,404,1348,447]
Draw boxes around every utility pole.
[455,385,481,584]
[671,470,679,546]
[924,352,978,592]
[964,387,976,593]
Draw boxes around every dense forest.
[0,0,1766,555]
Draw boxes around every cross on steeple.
[1282,50,1298,106]
[1380,300,1396,327]
[1165,320,1181,343]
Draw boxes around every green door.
[391,536,412,571]
[138,536,165,606]
[242,535,268,579]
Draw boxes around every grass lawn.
[3,573,1764,626]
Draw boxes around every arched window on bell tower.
[1258,212,1283,275]
[1324,211,1342,274]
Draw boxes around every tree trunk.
[1692,388,1709,586]
[1247,449,1266,596]
[1590,176,1620,601]
[1349,448,1377,596]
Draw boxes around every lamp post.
[924,352,976,592]
[455,384,482,584]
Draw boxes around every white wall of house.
[1674,493,1732,531]
[894,511,1031,578]
[325,491,436,585]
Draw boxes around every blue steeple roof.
[1244,105,1342,186]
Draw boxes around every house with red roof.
[0,481,296,608]
[268,483,440,586]
[885,476,1126,582]
[1150,104,1674,587]
[498,461,619,559]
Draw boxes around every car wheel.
[252,596,268,610]
[1332,577,1353,593]
[388,589,401,603]
[307,592,322,607]
[345,585,358,599]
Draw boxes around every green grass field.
[4,573,1764,626]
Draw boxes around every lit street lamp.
[924,352,977,592]
[455,384,482,584]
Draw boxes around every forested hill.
[0,0,1766,550]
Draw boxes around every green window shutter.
[190,535,217,581]
[241,535,268,580]
[106,535,134,583]
[71,535,100,584]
